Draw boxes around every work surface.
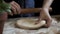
[3,17,60,34]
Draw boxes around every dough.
[15,18,46,30]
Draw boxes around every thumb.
[44,19,52,27]
[35,17,42,24]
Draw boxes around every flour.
[3,17,60,34]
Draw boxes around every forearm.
[40,0,53,19]
[42,0,53,9]
[39,0,54,19]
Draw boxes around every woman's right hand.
[9,1,21,15]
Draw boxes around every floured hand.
[35,9,52,28]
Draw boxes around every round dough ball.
[15,18,46,30]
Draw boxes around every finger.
[10,1,17,14]
[35,17,42,24]
[11,4,17,14]
[44,19,52,27]
[14,1,21,14]
[14,1,21,9]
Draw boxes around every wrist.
[41,8,49,12]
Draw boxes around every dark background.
[35,0,60,15]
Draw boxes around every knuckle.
[13,8,16,10]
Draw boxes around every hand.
[35,8,52,27]
[9,1,21,15]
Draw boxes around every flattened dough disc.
[16,18,46,29]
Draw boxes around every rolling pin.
[21,8,52,14]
